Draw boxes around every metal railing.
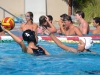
[0,6,24,23]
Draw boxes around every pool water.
[0,41,100,75]
[10,30,100,36]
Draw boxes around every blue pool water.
[0,41,100,75]
[9,30,100,38]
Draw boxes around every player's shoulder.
[32,23,38,27]
[21,23,26,26]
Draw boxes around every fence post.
[3,10,5,18]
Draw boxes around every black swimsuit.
[32,46,46,56]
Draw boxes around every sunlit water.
[0,41,100,75]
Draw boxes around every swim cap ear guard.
[79,38,94,50]
[22,29,37,44]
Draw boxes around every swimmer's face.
[60,17,63,20]
[93,20,98,27]
[43,22,48,25]
[62,20,70,28]
[25,13,30,21]
[75,14,81,20]
[78,40,85,52]
[49,20,52,23]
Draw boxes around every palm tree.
[83,0,100,21]
[63,0,95,14]
[68,0,72,16]
[63,0,100,21]
[62,0,72,16]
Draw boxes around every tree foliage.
[72,0,95,11]
[62,0,100,22]
[82,0,100,21]
[62,0,95,12]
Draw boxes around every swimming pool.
[0,41,100,75]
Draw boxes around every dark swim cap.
[22,29,36,44]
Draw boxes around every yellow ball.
[2,17,15,30]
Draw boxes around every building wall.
[47,0,68,21]
[0,0,68,23]
[25,0,46,23]
[0,0,24,21]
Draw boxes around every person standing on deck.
[92,17,100,34]
[75,11,89,35]
[59,15,82,36]
[20,12,38,41]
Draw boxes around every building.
[0,0,69,23]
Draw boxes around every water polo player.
[44,29,97,54]
[3,28,50,56]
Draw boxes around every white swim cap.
[79,37,93,49]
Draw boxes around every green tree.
[63,0,100,22]
[62,0,72,16]
[73,0,94,11]
[63,0,98,11]
[62,0,93,15]
[83,0,100,22]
